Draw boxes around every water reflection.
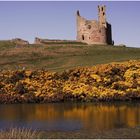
[0,102,140,131]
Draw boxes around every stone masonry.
[76,5,113,45]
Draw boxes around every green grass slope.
[0,42,140,72]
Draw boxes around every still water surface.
[0,102,140,132]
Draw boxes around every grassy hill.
[0,41,140,72]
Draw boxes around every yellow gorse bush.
[0,60,140,103]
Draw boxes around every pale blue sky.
[0,1,140,47]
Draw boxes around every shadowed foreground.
[41,126,140,139]
[0,126,140,139]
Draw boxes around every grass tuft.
[0,127,41,139]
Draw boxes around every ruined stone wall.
[106,23,113,45]
[11,38,29,46]
[34,37,43,44]
[77,14,107,45]
[34,37,80,45]
[76,5,113,45]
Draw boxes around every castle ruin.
[76,5,113,45]
[0,5,114,46]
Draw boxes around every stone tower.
[76,5,113,45]
[98,5,106,27]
